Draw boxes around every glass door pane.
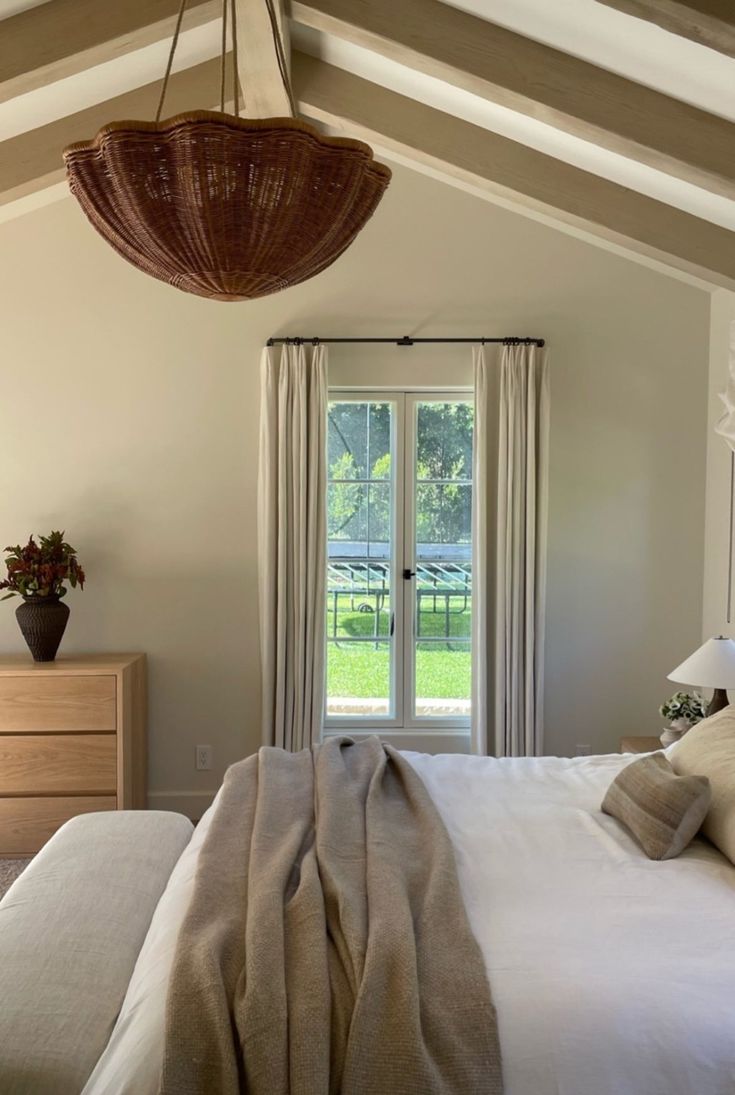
[326,400,396,719]
[412,399,473,720]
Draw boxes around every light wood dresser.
[0,654,146,855]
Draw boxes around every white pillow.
[669,706,735,865]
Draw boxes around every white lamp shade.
[668,636,735,689]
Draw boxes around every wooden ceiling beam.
[292,0,735,200]
[6,0,735,196]
[293,52,735,291]
[0,0,218,105]
[596,0,735,58]
[234,0,291,117]
[1,0,292,124]
[5,0,734,199]
[3,51,735,291]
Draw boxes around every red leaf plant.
[0,531,85,601]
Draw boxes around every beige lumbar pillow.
[670,705,735,864]
[602,752,711,860]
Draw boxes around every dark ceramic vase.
[15,596,70,662]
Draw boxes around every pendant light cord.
[264,0,296,116]
[220,0,228,113]
[156,0,189,123]
[231,0,240,116]
[157,0,292,122]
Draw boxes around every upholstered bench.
[0,810,193,1095]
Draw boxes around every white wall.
[0,161,710,811]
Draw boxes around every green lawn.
[327,644,470,701]
[326,596,471,702]
[415,644,471,700]
[327,644,392,700]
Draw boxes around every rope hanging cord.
[231,0,240,116]
[218,0,240,115]
[155,0,188,123]
[220,0,227,114]
[264,0,296,116]
[156,0,294,122]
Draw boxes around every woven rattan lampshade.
[64,112,391,301]
[62,0,391,301]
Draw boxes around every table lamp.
[668,636,735,717]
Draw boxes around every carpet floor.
[0,858,32,900]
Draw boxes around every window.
[326,392,473,731]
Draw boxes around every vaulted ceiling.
[2,0,734,289]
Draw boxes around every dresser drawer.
[0,795,116,855]
[0,675,116,733]
[0,735,116,795]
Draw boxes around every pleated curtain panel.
[257,342,328,750]
[472,343,550,757]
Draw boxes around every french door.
[325,391,473,732]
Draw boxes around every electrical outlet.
[574,743,592,757]
[195,744,212,771]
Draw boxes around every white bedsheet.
[84,751,735,1095]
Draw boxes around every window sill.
[322,727,471,755]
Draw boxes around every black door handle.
[402,568,416,580]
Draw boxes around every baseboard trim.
[147,790,217,820]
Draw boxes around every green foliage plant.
[0,532,86,601]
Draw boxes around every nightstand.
[619,735,663,754]
[0,654,146,855]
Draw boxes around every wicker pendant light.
[63,0,391,302]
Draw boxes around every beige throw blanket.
[159,736,502,1095]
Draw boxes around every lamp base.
[707,688,730,718]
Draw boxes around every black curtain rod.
[266,335,545,348]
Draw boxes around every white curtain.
[257,343,328,750]
[714,321,735,450]
[472,343,550,756]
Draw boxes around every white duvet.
[84,751,735,1095]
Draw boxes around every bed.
[2,747,735,1095]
